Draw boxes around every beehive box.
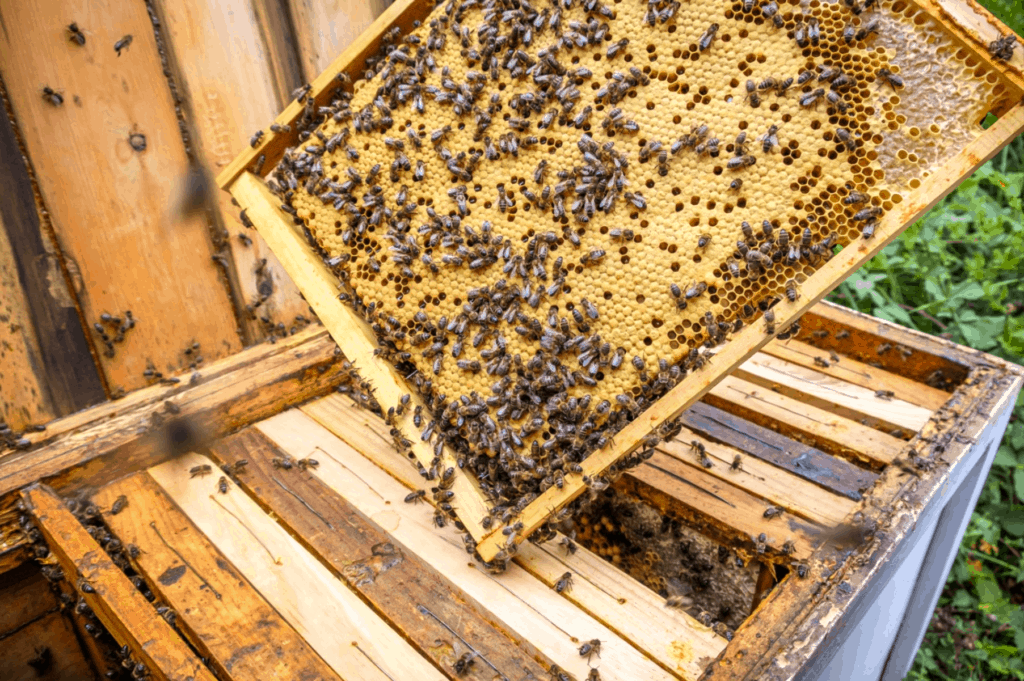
[218,0,1024,561]
[0,301,1020,681]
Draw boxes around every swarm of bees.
[258,0,988,555]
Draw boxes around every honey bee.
[796,564,809,578]
[799,88,826,108]
[685,281,708,299]
[190,465,212,478]
[876,68,904,90]
[875,389,895,400]
[862,219,877,239]
[835,127,861,150]
[853,206,882,221]
[453,652,476,675]
[698,234,711,248]
[217,476,229,494]
[110,495,129,515]
[730,179,744,190]
[42,86,64,107]
[763,505,783,519]
[699,24,719,51]
[67,22,86,46]
[843,191,869,205]
[607,38,629,58]
[760,124,780,152]
[814,356,831,368]
[745,80,760,107]
[781,540,796,555]
[560,536,578,555]
[730,454,743,472]
[785,279,799,302]
[588,670,601,681]
[727,155,756,169]
[404,490,426,504]
[989,35,1018,62]
[579,639,602,661]
[856,18,880,41]
[764,309,777,334]
[554,571,574,593]
[114,34,133,56]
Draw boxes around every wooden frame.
[216,0,1024,560]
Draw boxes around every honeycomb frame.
[221,0,1024,562]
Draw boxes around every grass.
[825,4,1024,675]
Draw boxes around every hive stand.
[216,0,1024,560]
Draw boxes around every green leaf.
[1015,469,1024,503]
[1001,509,1024,537]
[993,445,1018,468]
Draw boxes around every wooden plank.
[148,451,446,681]
[21,483,218,681]
[619,452,823,561]
[229,172,490,542]
[216,0,432,189]
[250,0,305,107]
[256,409,683,681]
[209,428,556,681]
[0,0,243,393]
[288,0,391,83]
[94,472,343,681]
[0,562,59,634]
[760,340,950,411]
[0,80,105,416]
[736,355,934,434]
[0,209,56,431]
[657,428,857,528]
[0,612,96,681]
[295,395,728,679]
[151,0,310,344]
[0,325,346,498]
[705,376,905,468]
[682,403,878,502]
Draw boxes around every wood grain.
[151,0,309,343]
[0,80,105,417]
[21,483,217,681]
[94,472,343,681]
[257,409,681,681]
[250,0,305,108]
[0,325,346,498]
[230,171,491,542]
[0,612,96,681]
[210,427,556,681]
[148,451,446,681]
[288,0,391,83]
[0,0,243,393]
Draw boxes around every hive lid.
[221,0,1024,561]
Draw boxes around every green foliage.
[824,14,1024,668]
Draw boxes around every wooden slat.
[761,340,950,411]
[0,81,105,416]
[258,409,687,681]
[288,0,391,83]
[21,483,218,681]
[735,355,933,433]
[658,428,857,528]
[297,394,727,679]
[682,403,878,502]
[151,0,309,343]
[94,472,343,681]
[705,375,905,467]
[209,428,556,681]
[0,612,96,681]
[216,0,431,188]
[0,210,56,431]
[229,172,490,542]
[0,325,346,498]
[0,562,59,634]
[148,452,446,681]
[250,0,305,107]
[619,453,823,561]
[0,0,243,393]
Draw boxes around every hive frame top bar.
[218,0,1024,561]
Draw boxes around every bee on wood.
[550,665,572,681]
[560,536,578,555]
[763,505,783,519]
[579,639,601,661]
[799,88,826,108]
[875,389,895,400]
[453,652,475,675]
[989,35,1018,62]
[699,24,719,52]
[250,130,264,147]
[785,279,799,302]
[588,670,601,681]
[727,155,756,170]
[217,476,229,494]
[190,465,212,478]
[110,495,129,515]
[67,23,86,46]
[114,34,133,56]
[764,309,777,334]
[814,356,831,368]
[796,563,809,578]
[861,219,877,239]
[876,68,904,90]
[836,330,851,340]
[730,454,743,472]
[554,571,574,593]
[42,86,64,107]
[272,456,294,470]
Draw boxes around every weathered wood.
[148,451,446,681]
[0,325,346,498]
[288,0,391,83]
[0,0,243,393]
[704,376,905,468]
[209,428,555,681]
[0,611,96,681]
[257,409,681,681]
[761,340,950,411]
[94,473,343,681]
[50,576,119,679]
[150,0,310,344]
[250,0,305,108]
[0,79,105,416]
[230,172,490,542]
[0,562,59,634]
[619,452,823,561]
[216,0,432,188]
[681,403,878,502]
[701,369,1022,681]
[735,355,934,434]
[658,428,857,528]
[21,483,218,681]
[293,396,728,679]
